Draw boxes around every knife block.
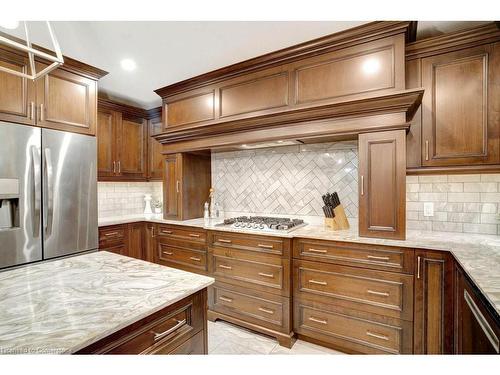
[324,204,350,230]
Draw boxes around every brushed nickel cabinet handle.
[257,244,273,249]
[189,233,200,238]
[367,289,390,297]
[218,239,232,244]
[117,160,121,173]
[152,319,186,341]
[308,248,327,254]
[112,161,116,174]
[104,231,119,236]
[219,296,233,303]
[308,316,327,325]
[366,331,389,341]
[29,102,35,120]
[162,230,173,234]
[417,256,421,279]
[151,226,155,237]
[163,251,173,256]
[189,256,201,262]
[366,255,390,261]
[258,307,274,315]
[258,272,274,278]
[219,264,232,270]
[425,140,429,161]
[361,175,364,196]
[176,180,180,193]
[40,104,44,121]
[464,290,499,353]
[308,279,327,286]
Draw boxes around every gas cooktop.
[217,216,307,233]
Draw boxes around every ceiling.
[0,21,492,109]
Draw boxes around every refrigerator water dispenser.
[0,178,20,229]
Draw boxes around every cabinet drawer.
[294,301,413,354]
[157,225,207,244]
[294,238,414,274]
[294,260,413,320]
[99,225,126,244]
[167,330,205,355]
[210,252,289,296]
[209,231,287,257]
[209,282,291,333]
[158,241,207,271]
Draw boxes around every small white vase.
[144,194,153,214]
[154,207,162,214]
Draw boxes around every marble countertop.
[99,214,500,316]
[0,251,214,354]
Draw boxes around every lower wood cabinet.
[455,265,500,354]
[77,288,208,354]
[99,223,145,260]
[413,250,454,354]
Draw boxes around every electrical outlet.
[423,202,434,217]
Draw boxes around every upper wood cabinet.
[156,22,412,133]
[147,111,164,180]
[358,130,406,240]
[0,44,106,135]
[406,23,500,173]
[414,250,454,354]
[120,115,147,179]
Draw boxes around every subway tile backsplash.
[98,182,163,218]
[211,143,500,235]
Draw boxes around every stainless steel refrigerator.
[0,121,98,269]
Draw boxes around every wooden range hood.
[154,21,424,153]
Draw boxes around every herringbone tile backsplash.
[212,141,359,218]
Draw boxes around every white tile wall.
[212,143,500,235]
[98,182,163,218]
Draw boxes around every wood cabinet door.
[358,130,406,239]
[119,115,147,179]
[421,43,500,166]
[97,109,120,179]
[414,250,454,354]
[148,116,164,180]
[0,50,35,125]
[36,63,97,135]
[128,222,145,260]
[455,266,500,354]
[164,154,181,219]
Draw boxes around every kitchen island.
[0,251,214,354]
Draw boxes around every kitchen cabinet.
[99,223,145,261]
[128,222,145,260]
[406,23,500,173]
[413,250,454,354]
[0,44,106,134]
[77,288,208,354]
[455,265,500,354]
[97,99,147,181]
[358,129,406,240]
[163,152,211,221]
[147,111,164,180]
[207,231,294,347]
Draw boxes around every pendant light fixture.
[0,21,64,80]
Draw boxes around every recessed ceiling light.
[0,21,19,30]
[120,58,136,71]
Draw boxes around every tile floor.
[208,320,344,355]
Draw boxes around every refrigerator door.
[0,122,42,269]
[42,128,98,259]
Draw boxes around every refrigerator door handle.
[44,148,54,235]
[31,146,41,238]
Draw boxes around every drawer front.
[158,241,207,271]
[99,225,126,244]
[157,225,207,244]
[209,282,291,332]
[167,331,205,355]
[294,301,412,354]
[100,244,126,256]
[211,253,288,295]
[294,238,414,274]
[209,231,286,257]
[294,260,413,320]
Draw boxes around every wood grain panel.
[0,54,32,123]
[359,130,406,239]
[167,91,214,127]
[148,115,164,180]
[120,116,146,178]
[295,46,395,104]
[219,71,288,117]
[128,222,145,260]
[405,58,422,168]
[164,154,181,219]
[97,109,116,177]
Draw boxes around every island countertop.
[0,251,214,354]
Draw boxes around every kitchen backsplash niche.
[98,182,163,218]
[211,142,500,235]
